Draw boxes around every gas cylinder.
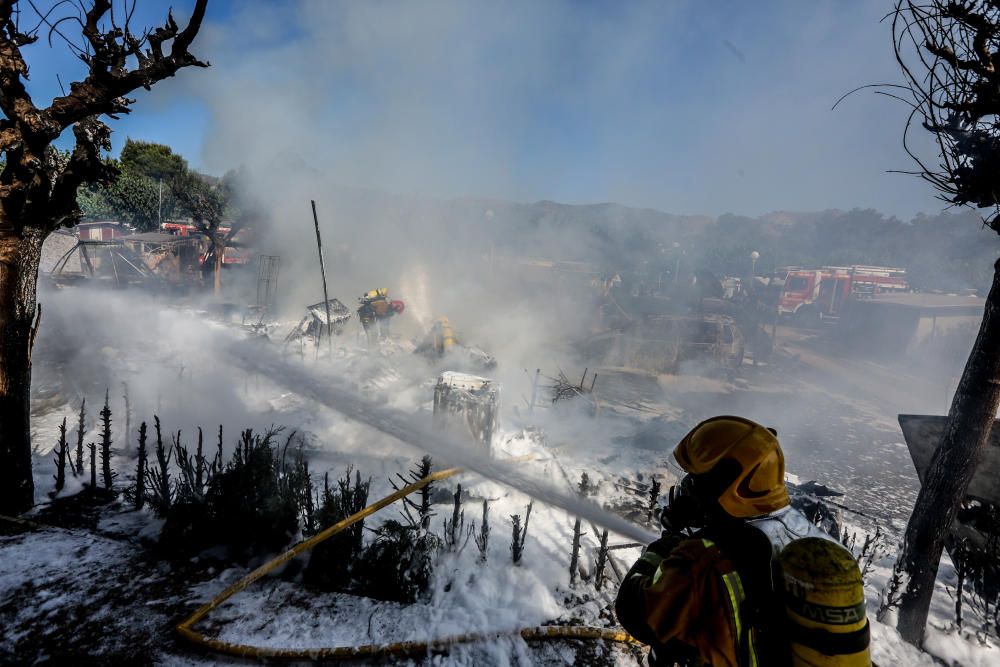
[778,537,871,666]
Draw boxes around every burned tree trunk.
[890,260,1000,643]
[0,228,43,513]
[0,0,209,515]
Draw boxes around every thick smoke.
[29,0,994,526]
[153,0,947,365]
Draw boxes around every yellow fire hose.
[176,464,643,660]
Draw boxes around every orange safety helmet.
[390,300,405,314]
[673,415,789,519]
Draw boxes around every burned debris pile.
[283,298,353,345]
[549,368,598,404]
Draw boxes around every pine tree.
[391,455,436,529]
[51,417,69,494]
[88,441,97,490]
[212,425,224,478]
[647,478,661,523]
[595,529,610,590]
[121,382,131,454]
[195,427,205,493]
[134,422,148,510]
[510,501,533,565]
[146,416,173,514]
[474,499,490,563]
[99,390,115,490]
[75,398,86,476]
[444,484,464,551]
[302,460,315,535]
[570,471,590,584]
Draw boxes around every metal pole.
[311,200,333,357]
[158,179,162,229]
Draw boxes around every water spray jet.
[227,340,658,544]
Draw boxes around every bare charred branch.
[0,1,209,230]
[47,116,113,229]
[925,40,986,72]
[32,0,209,138]
[0,8,42,131]
[886,1,1000,232]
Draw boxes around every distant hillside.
[262,182,1000,294]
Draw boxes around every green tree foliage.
[104,168,170,230]
[78,140,226,231]
[120,139,188,182]
[171,169,227,226]
[78,156,177,231]
[77,181,115,221]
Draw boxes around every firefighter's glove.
[627,533,682,579]
[645,533,682,559]
[658,483,706,535]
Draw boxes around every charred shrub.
[951,500,1000,636]
[304,467,371,591]
[309,458,443,603]
[352,520,442,603]
[159,428,309,561]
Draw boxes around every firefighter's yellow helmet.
[673,415,789,518]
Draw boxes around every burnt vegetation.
[303,467,371,591]
[36,398,498,606]
[157,427,309,561]
[949,501,1000,638]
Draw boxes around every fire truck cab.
[778,265,908,325]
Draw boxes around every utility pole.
[158,179,162,229]
[311,200,334,358]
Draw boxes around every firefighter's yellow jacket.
[616,527,770,667]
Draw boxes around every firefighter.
[430,316,457,355]
[616,416,835,667]
[357,289,404,343]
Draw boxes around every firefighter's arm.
[615,533,688,645]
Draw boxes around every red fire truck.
[778,265,908,324]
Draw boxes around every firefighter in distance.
[357,288,404,343]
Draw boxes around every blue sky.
[16,0,943,218]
